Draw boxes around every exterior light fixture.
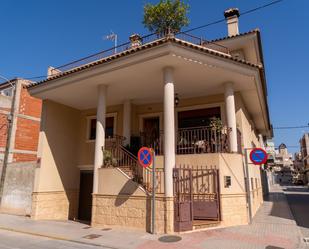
[174,93,179,107]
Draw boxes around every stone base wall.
[92,194,173,234]
[31,190,78,220]
[220,194,248,227]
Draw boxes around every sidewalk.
[0,184,306,249]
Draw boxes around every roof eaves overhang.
[27,35,271,134]
[28,36,261,89]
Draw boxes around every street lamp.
[0,75,16,205]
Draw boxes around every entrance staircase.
[105,135,151,192]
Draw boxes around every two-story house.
[28,8,271,233]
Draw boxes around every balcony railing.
[48,31,229,78]
[140,126,231,155]
[177,126,230,154]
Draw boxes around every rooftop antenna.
[104,31,118,54]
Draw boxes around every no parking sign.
[249,148,268,165]
[137,147,153,168]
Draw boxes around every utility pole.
[0,76,16,205]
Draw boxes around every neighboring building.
[275,143,293,170]
[293,152,303,171]
[0,78,42,215]
[265,139,276,169]
[300,133,309,183]
[28,8,272,233]
[0,78,41,162]
[274,143,293,184]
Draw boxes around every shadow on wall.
[114,180,139,206]
[42,101,81,220]
[114,178,152,232]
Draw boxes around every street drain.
[158,235,182,243]
[82,226,91,229]
[83,234,102,239]
[102,228,112,231]
[265,246,284,249]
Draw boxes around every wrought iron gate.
[173,166,220,232]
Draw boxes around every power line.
[23,0,284,82]
[273,125,309,130]
[240,0,283,17]
[183,0,284,33]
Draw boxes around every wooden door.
[78,171,93,222]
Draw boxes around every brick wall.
[13,86,42,162]
[0,112,9,149]
[19,87,42,118]
[15,118,40,151]
[0,84,42,163]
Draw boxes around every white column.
[93,85,107,193]
[123,100,131,146]
[224,82,238,153]
[163,67,175,197]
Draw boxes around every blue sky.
[1,0,308,153]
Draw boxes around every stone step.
[193,220,220,230]
[118,166,134,178]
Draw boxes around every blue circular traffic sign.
[138,147,153,168]
[250,148,268,165]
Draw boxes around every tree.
[143,0,189,35]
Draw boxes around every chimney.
[224,8,240,36]
[129,34,142,48]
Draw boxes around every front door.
[142,117,160,147]
[78,171,93,222]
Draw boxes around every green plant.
[103,150,118,168]
[209,117,223,131]
[143,0,189,35]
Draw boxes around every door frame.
[78,170,94,222]
[138,112,163,133]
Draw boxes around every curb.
[0,226,119,249]
[281,188,307,249]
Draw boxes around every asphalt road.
[0,229,110,249]
[283,185,309,239]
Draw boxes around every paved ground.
[283,185,309,239]
[0,229,105,249]
[0,184,307,249]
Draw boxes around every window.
[87,114,116,141]
[178,107,221,129]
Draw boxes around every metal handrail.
[49,31,230,77]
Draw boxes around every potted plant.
[102,150,118,168]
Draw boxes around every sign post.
[244,147,268,224]
[151,150,156,235]
[137,147,156,234]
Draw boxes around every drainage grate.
[82,226,91,229]
[158,235,182,243]
[83,234,102,239]
[102,228,112,231]
[265,246,284,249]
